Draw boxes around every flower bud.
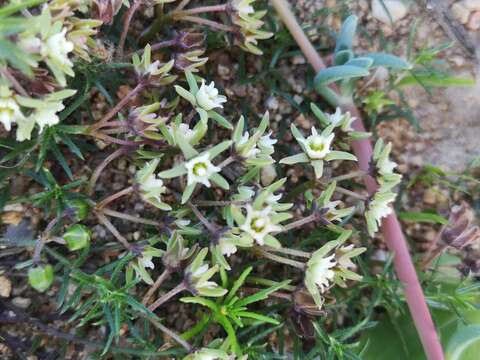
[65,199,90,221]
[28,265,54,292]
[64,224,91,251]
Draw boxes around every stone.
[265,96,279,110]
[467,11,480,30]
[423,188,437,205]
[464,0,480,11]
[371,0,409,24]
[451,2,471,24]
[261,164,277,186]
[0,276,12,297]
[12,297,31,309]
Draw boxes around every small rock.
[12,297,31,309]
[0,276,12,297]
[371,0,409,24]
[1,211,23,225]
[423,188,437,205]
[464,0,480,11]
[450,55,466,67]
[467,11,480,30]
[291,55,306,65]
[451,3,471,24]
[266,96,279,110]
[217,64,230,79]
[295,113,311,129]
[261,164,277,186]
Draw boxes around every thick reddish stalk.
[271,1,444,359]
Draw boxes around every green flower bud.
[28,265,54,292]
[64,224,91,251]
[66,199,90,221]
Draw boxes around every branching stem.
[179,16,236,32]
[96,186,135,210]
[171,4,228,18]
[102,208,163,227]
[90,83,144,132]
[95,211,132,251]
[149,282,188,311]
[142,268,172,305]
[118,0,142,57]
[88,146,130,194]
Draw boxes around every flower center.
[310,137,325,152]
[193,162,208,177]
[0,107,13,116]
[251,217,266,232]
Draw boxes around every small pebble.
[12,297,31,309]
[464,0,480,11]
[467,11,480,30]
[423,188,437,205]
[451,2,471,24]
[266,96,279,110]
[0,276,12,297]
[371,0,409,24]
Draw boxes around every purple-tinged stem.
[142,268,172,305]
[180,16,236,32]
[118,0,142,57]
[172,4,227,17]
[271,1,444,359]
[148,282,187,311]
[89,83,144,132]
[88,146,130,194]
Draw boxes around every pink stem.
[118,0,141,56]
[271,1,444,359]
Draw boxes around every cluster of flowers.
[365,139,402,235]
[132,69,382,311]
[4,2,404,357]
[229,0,273,55]
[0,2,101,140]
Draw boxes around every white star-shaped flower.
[42,28,74,67]
[195,81,227,111]
[240,205,281,245]
[184,153,221,187]
[307,253,336,293]
[299,127,335,160]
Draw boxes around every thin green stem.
[247,276,296,292]
[256,248,305,269]
[262,245,311,259]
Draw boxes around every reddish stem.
[88,146,130,194]
[271,1,444,359]
[172,4,227,17]
[180,16,236,32]
[118,0,142,57]
[89,83,144,132]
